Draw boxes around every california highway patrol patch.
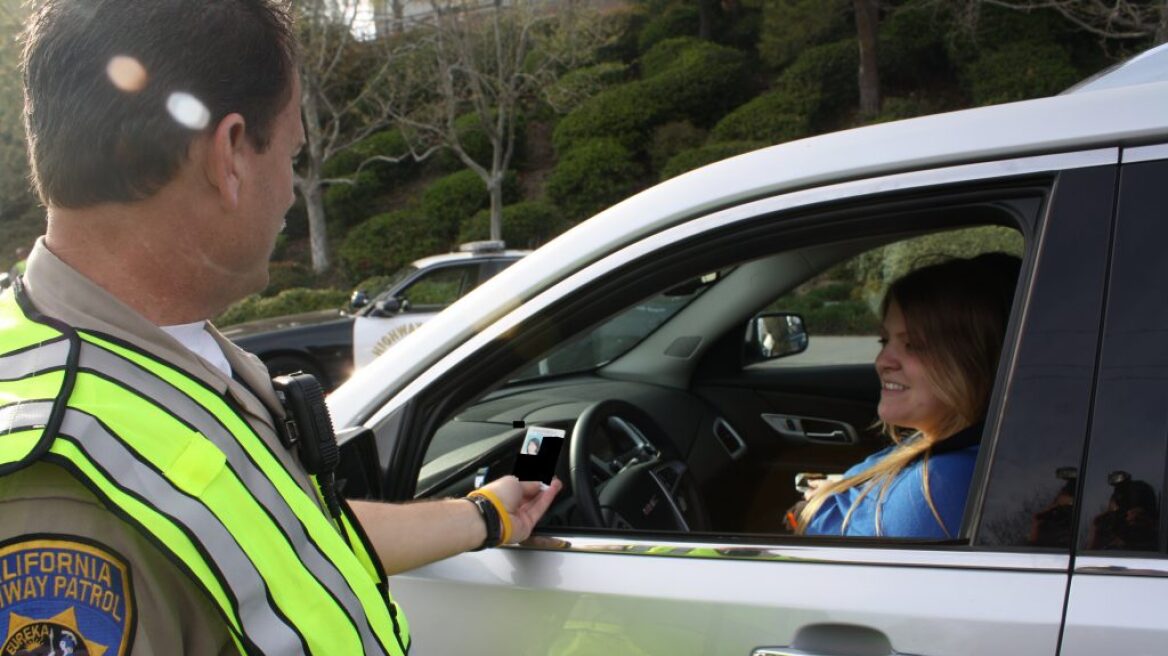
[0,536,134,656]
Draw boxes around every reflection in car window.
[510,272,724,382]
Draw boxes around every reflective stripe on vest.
[0,289,410,655]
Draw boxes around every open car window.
[411,191,1036,546]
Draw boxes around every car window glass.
[399,265,475,311]
[757,226,1023,368]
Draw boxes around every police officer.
[0,1,560,654]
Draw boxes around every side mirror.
[349,289,369,310]
[372,296,409,317]
[744,313,808,364]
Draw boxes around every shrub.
[758,0,850,71]
[964,42,1080,106]
[867,95,944,125]
[640,36,703,79]
[430,111,528,173]
[774,38,858,121]
[323,169,383,230]
[546,139,643,222]
[322,129,414,184]
[552,82,659,154]
[544,62,631,114]
[215,288,349,327]
[878,0,955,88]
[421,169,520,241]
[553,39,750,155]
[645,39,751,126]
[458,201,568,248]
[709,92,811,144]
[659,140,763,181]
[263,261,316,297]
[649,121,707,171]
[338,209,447,283]
[637,3,699,53]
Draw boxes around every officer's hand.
[480,475,562,544]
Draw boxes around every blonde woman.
[800,253,1020,538]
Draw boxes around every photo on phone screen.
[512,426,565,485]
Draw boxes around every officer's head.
[22,0,298,209]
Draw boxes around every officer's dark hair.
[22,0,297,208]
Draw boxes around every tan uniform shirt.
[0,239,320,655]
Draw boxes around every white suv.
[328,45,1168,655]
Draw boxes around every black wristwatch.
[467,494,502,551]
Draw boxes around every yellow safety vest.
[0,284,410,655]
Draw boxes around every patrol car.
[224,241,526,389]
[328,44,1168,655]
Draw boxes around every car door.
[359,152,1117,655]
[353,262,482,368]
[1059,145,1168,654]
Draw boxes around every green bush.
[878,0,955,88]
[774,38,858,120]
[322,129,414,184]
[770,282,877,336]
[323,169,383,230]
[457,201,568,248]
[711,38,856,142]
[849,226,1024,307]
[964,42,1080,106]
[545,62,631,113]
[552,82,659,154]
[216,288,348,327]
[757,0,850,71]
[263,261,316,297]
[546,139,643,222]
[659,140,763,181]
[421,169,520,241]
[552,39,750,155]
[709,92,810,143]
[867,95,945,125]
[640,36,703,78]
[637,3,699,53]
[649,121,707,171]
[430,111,528,173]
[338,209,447,283]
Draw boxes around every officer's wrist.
[465,494,501,551]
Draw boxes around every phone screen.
[512,426,565,485]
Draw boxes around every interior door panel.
[694,364,882,533]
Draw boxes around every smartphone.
[794,472,842,493]
[511,426,565,485]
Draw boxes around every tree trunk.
[1157,0,1168,45]
[698,0,715,40]
[854,0,881,118]
[299,83,331,274]
[304,181,330,274]
[488,174,503,243]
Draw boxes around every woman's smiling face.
[875,300,953,439]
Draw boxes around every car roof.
[409,249,529,270]
[330,46,1168,426]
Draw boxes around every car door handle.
[752,623,919,656]
[761,413,859,445]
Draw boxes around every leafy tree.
[383,0,618,242]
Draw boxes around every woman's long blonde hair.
[799,253,1021,536]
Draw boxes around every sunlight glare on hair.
[106,55,147,92]
[166,92,211,130]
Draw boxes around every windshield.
[356,265,418,315]
[510,271,724,382]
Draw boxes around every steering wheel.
[569,399,709,531]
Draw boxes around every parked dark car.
[223,241,526,389]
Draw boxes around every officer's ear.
[205,112,247,210]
